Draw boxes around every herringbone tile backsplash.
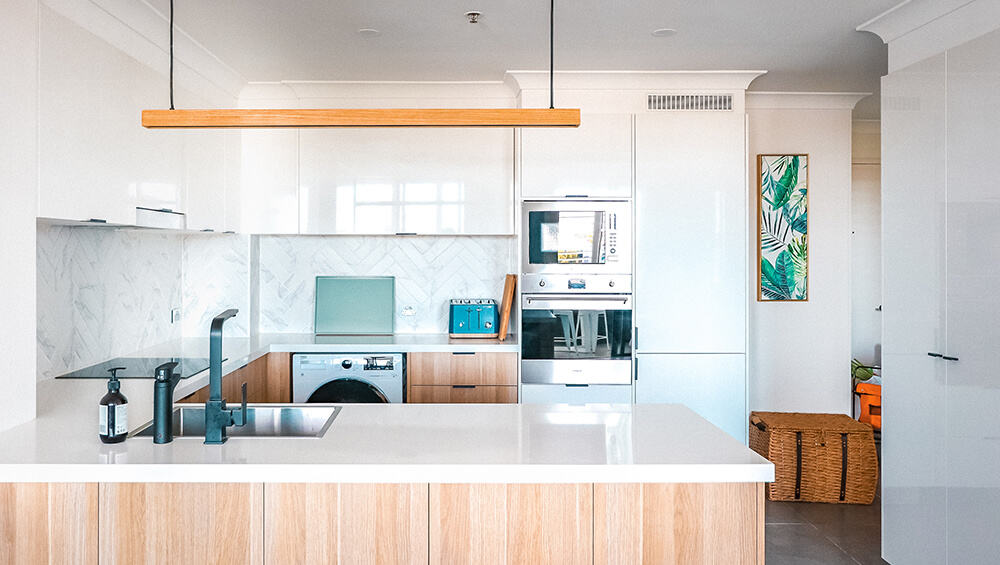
[258,235,516,333]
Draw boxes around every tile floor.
[765,493,887,564]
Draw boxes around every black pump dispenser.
[100,367,128,443]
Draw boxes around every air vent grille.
[647,94,733,111]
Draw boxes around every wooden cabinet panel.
[180,352,290,404]
[264,483,428,565]
[265,352,292,402]
[429,484,507,565]
[430,483,593,565]
[407,352,517,387]
[409,385,517,404]
[506,484,593,565]
[99,483,262,565]
[0,483,98,565]
[594,482,763,565]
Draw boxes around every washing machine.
[292,353,405,403]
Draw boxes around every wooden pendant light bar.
[141,108,580,129]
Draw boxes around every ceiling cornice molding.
[746,92,871,110]
[856,0,974,43]
[43,0,246,101]
[505,70,767,93]
[857,0,1000,72]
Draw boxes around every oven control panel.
[522,273,632,294]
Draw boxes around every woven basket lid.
[751,412,873,433]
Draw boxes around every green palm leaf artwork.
[758,155,808,301]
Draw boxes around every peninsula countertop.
[57,332,520,401]
[0,393,773,484]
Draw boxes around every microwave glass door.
[521,295,632,361]
[527,210,608,266]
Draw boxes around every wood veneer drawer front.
[409,385,517,404]
[407,352,517,386]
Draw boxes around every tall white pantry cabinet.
[633,100,749,443]
[881,28,1000,565]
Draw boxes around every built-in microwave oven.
[521,200,632,276]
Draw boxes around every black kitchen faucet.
[204,309,247,444]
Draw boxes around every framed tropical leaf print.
[757,154,808,301]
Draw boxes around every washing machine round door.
[306,378,388,403]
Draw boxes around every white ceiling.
[154,0,895,118]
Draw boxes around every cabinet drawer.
[408,352,517,386]
[409,385,517,404]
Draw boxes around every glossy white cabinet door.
[634,353,746,442]
[881,54,948,565]
[299,128,514,234]
[241,130,300,234]
[183,131,227,232]
[634,112,746,354]
[521,113,632,198]
[37,5,186,225]
[944,31,1000,565]
[520,384,632,405]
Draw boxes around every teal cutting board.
[314,276,395,335]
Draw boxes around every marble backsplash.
[37,226,514,379]
[258,236,517,334]
[36,225,251,380]
[36,224,183,380]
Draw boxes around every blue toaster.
[449,299,499,338]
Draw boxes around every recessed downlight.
[357,28,381,37]
[651,28,677,37]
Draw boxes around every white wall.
[0,0,39,430]
[747,94,859,415]
[851,120,882,365]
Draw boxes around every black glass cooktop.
[55,357,217,380]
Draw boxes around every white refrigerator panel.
[635,353,746,442]
[634,112,746,353]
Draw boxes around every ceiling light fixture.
[357,28,380,36]
[651,28,677,37]
[141,0,578,128]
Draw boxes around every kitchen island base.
[0,481,764,564]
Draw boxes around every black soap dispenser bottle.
[100,367,129,444]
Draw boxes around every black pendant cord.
[169,0,175,110]
[549,0,554,109]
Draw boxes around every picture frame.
[757,154,809,302]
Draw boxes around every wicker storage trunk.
[749,412,878,504]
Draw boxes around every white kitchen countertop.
[8,333,773,484]
[0,377,772,484]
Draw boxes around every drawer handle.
[564,384,589,388]
[451,352,476,356]
[452,385,476,389]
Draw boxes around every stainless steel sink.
[131,404,341,439]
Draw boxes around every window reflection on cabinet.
[299,128,514,234]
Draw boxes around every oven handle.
[522,294,632,310]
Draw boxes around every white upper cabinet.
[37,5,187,225]
[634,110,746,354]
[520,113,633,199]
[240,130,300,234]
[183,131,227,232]
[298,128,514,234]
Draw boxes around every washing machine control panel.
[364,356,395,371]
